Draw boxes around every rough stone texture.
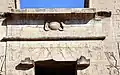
[6,41,106,75]
[89,0,114,11]
[8,0,15,10]
[6,19,103,38]
[4,14,107,75]
[0,0,120,75]
[90,0,120,75]
[0,0,8,12]
[0,0,20,12]
[8,0,20,10]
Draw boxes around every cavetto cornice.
[0,8,111,21]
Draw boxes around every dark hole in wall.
[84,0,89,8]
[35,60,77,75]
[96,11,111,17]
[14,0,17,9]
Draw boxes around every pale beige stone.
[0,0,120,75]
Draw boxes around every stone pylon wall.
[8,0,20,10]
[0,0,20,12]
[0,0,120,75]
[5,18,107,75]
[90,0,120,75]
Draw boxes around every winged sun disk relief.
[44,21,64,31]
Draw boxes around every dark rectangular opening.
[35,60,77,75]
[84,0,89,8]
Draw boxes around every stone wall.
[4,15,109,75]
[6,19,103,38]
[0,19,7,75]
[0,0,8,12]
[0,0,20,12]
[6,41,106,75]
[90,0,120,75]
[0,11,114,75]
[0,0,120,75]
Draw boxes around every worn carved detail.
[44,21,64,31]
[95,11,111,21]
[0,13,5,19]
[77,56,90,70]
[105,52,120,75]
[0,55,5,74]
[15,57,34,70]
[117,42,120,58]
[96,11,111,17]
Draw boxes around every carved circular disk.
[49,22,61,30]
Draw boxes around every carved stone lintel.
[94,15,102,21]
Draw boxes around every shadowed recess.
[35,59,77,75]
[1,36,106,42]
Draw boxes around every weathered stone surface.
[0,0,120,75]
[0,42,6,75]
[6,19,103,38]
[6,41,108,75]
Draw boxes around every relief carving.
[44,21,64,31]
[77,56,90,70]
[105,52,120,75]
[0,55,5,74]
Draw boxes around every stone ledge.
[1,8,97,20]
[1,36,106,41]
[10,8,96,14]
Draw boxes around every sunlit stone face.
[49,22,61,30]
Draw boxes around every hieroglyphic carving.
[7,41,104,60]
[0,55,5,74]
[117,42,120,58]
[0,43,6,75]
[6,41,106,75]
[105,52,120,75]
[44,21,64,31]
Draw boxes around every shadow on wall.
[15,56,90,71]
[2,19,93,26]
